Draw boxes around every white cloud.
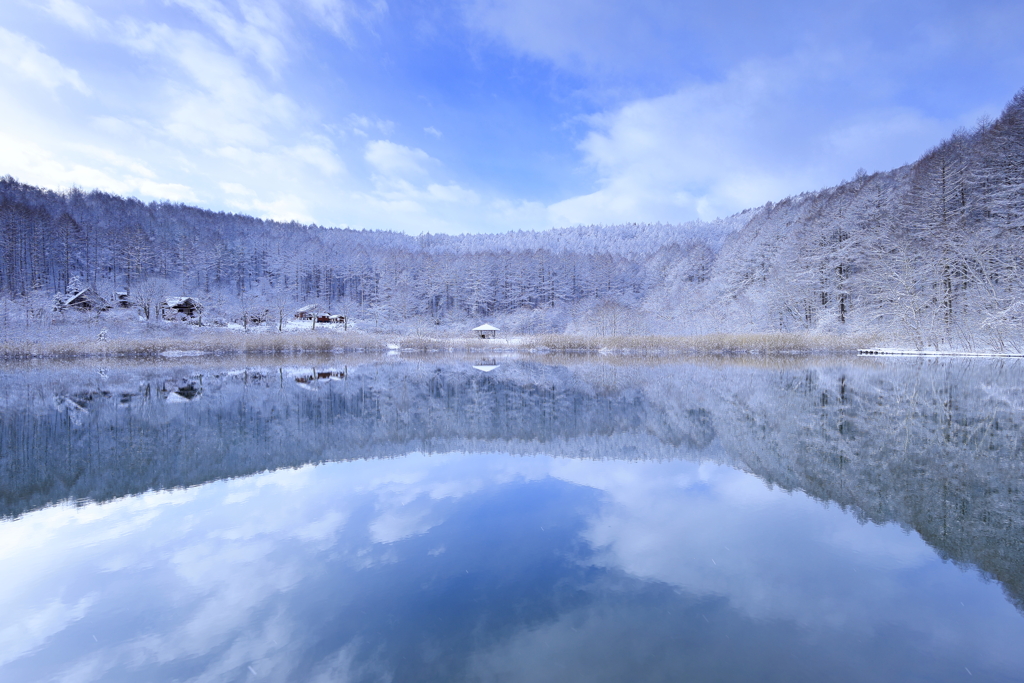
[67,143,157,179]
[218,179,316,222]
[365,139,433,178]
[0,131,197,202]
[117,20,297,148]
[136,179,198,202]
[465,1,1020,229]
[348,114,395,137]
[251,195,316,223]
[427,183,478,204]
[546,51,954,225]
[220,181,255,196]
[289,140,345,175]
[2,6,339,225]
[171,0,290,74]
[344,139,498,231]
[0,0,1018,237]
[0,26,89,94]
[463,0,676,77]
[302,0,388,42]
[43,0,109,36]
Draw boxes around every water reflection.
[1,358,1024,681]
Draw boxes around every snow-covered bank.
[859,348,1024,358]
[0,329,869,361]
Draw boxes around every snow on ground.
[860,348,1024,358]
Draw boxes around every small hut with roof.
[472,323,499,339]
[56,287,110,312]
[160,297,202,321]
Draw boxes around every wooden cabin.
[160,297,202,321]
[295,305,345,325]
[57,287,110,312]
[295,305,318,320]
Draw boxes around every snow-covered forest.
[2,90,1023,349]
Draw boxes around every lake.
[1,356,1023,682]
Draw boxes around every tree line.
[1,88,1022,347]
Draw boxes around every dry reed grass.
[529,332,871,354]
[0,328,871,361]
[0,328,389,360]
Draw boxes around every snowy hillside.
[1,89,1022,349]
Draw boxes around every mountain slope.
[1,89,1022,348]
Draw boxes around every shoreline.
[858,348,1024,358]
[7,331,1021,363]
[0,330,871,361]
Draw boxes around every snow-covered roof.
[296,304,317,313]
[473,324,499,331]
[63,288,108,307]
[164,297,199,307]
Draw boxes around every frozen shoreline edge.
[0,331,871,361]
[859,348,1024,358]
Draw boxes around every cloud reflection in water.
[1,451,1022,682]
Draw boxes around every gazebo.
[473,323,499,339]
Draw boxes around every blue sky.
[1,0,1023,234]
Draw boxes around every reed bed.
[530,332,872,355]
[0,329,385,360]
[0,327,871,361]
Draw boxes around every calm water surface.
[1,357,1023,682]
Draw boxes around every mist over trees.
[2,89,1023,348]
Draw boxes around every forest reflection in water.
[1,356,1023,682]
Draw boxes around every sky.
[1,1,1024,234]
